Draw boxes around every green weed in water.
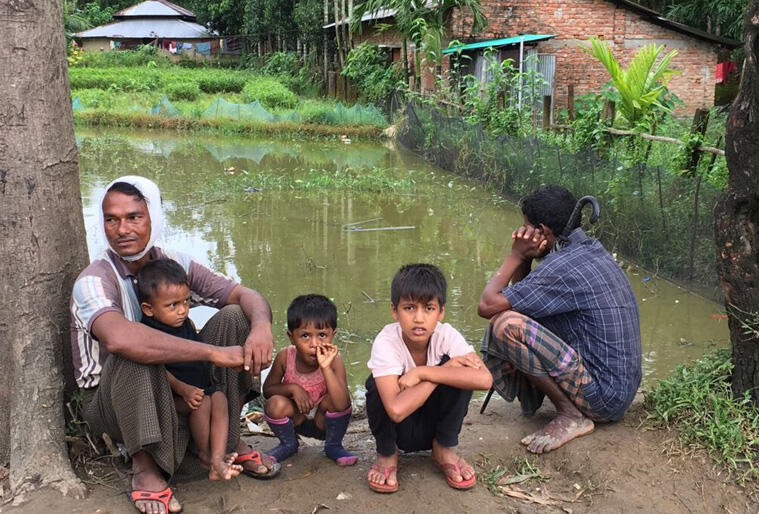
[645,348,759,485]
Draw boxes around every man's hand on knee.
[243,324,274,376]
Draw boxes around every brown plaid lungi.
[81,305,258,477]
[481,310,601,420]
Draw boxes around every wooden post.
[567,84,576,122]
[327,71,336,98]
[542,95,552,131]
[336,73,345,101]
[602,100,615,125]
[687,108,710,175]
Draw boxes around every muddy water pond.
[76,128,729,395]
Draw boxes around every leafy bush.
[196,72,246,93]
[71,88,113,109]
[69,67,163,91]
[342,43,402,105]
[73,45,172,68]
[298,100,336,124]
[261,52,301,76]
[241,77,297,109]
[166,82,200,101]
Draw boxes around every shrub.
[69,67,162,91]
[166,82,200,101]
[261,51,301,76]
[74,46,172,68]
[196,72,246,93]
[241,77,297,109]
[342,43,402,105]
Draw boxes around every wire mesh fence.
[399,102,721,296]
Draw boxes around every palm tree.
[582,35,678,127]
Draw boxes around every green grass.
[74,110,384,139]
[645,348,759,485]
[69,64,388,133]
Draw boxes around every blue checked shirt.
[503,229,642,420]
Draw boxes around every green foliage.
[196,72,247,93]
[166,82,201,101]
[664,0,748,41]
[69,66,163,91]
[343,43,403,105]
[241,77,298,109]
[455,51,549,137]
[72,45,173,68]
[582,36,679,127]
[261,51,301,76]
[645,349,759,484]
[82,1,115,27]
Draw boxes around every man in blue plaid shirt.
[478,185,641,454]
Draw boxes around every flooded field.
[76,128,729,395]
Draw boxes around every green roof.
[442,34,556,54]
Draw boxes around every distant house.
[75,0,225,58]
[345,0,740,114]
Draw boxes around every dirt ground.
[4,395,757,514]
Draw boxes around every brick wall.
[452,0,721,115]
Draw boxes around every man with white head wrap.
[70,176,279,514]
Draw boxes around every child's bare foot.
[208,453,243,481]
[431,440,475,488]
[520,413,594,454]
[367,452,398,493]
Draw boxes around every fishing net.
[150,95,182,117]
[399,102,721,294]
[201,97,275,122]
[72,97,84,111]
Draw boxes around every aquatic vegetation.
[204,166,415,195]
[645,349,759,485]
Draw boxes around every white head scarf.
[99,175,164,262]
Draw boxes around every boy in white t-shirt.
[365,264,493,493]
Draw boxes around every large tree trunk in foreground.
[715,0,759,405]
[0,0,88,499]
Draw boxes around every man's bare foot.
[431,439,475,485]
[367,452,398,492]
[208,453,243,481]
[521,414,595,454]
[131,469,182,513]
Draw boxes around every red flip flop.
[127,487,181,513]
[235,449,281,479]
[367,464,398,493]
[435,459,476,490]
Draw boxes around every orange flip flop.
[368,464,398,493]
[127,487,181,513]
[435,459,476,490]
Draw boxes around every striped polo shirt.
[69,247,238,389]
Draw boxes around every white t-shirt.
[367,322,475,378]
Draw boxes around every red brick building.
[350,0,738,115]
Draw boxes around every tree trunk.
[323,0,329,79]
[0,0,88,500]
[714,0,759,405]
[332,0,343,69]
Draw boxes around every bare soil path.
[4,397,756,513]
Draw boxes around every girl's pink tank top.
[283,345,327,404]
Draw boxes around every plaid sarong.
[81,305,258,477]
[481,310,601,420]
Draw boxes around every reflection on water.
[76,128,729,393]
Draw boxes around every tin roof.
[323,8,395,29]
[76,18,211,39]
[442,34,556,54]
[114,0,196,20]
